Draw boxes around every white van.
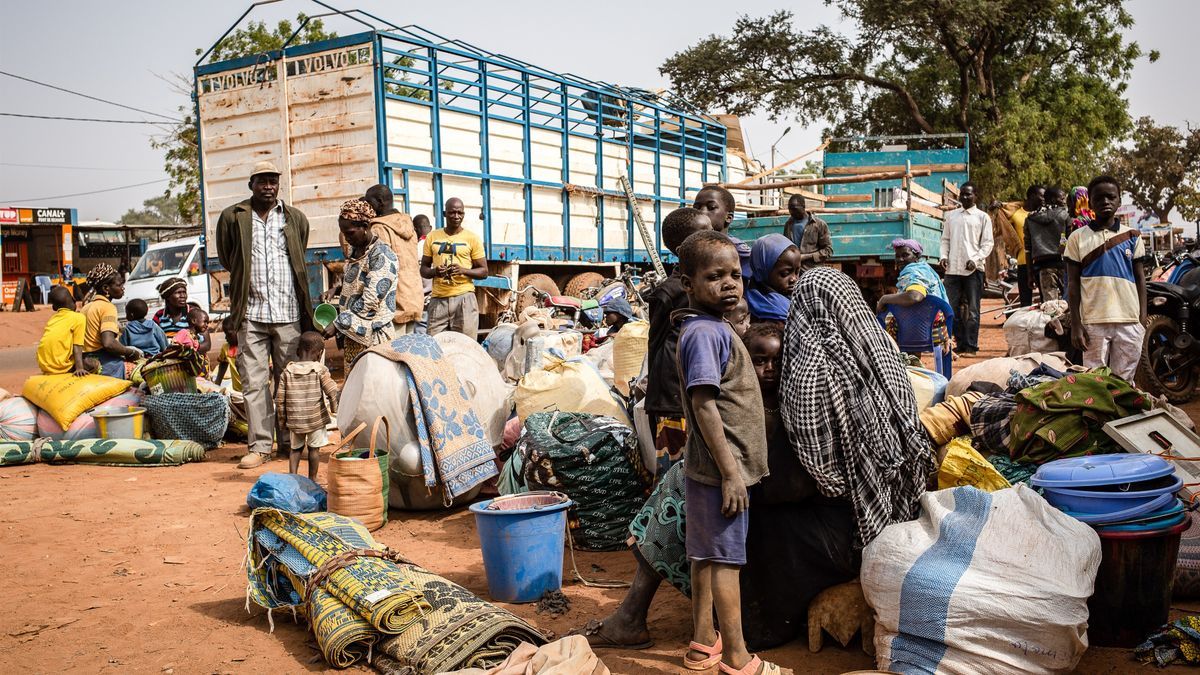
[115,235,212,319]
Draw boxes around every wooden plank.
[909,201,945,220]
[908,181,943,206]
[942,178,960,199]
[781,188,827,202]
[825,194,873,203]
[713,168,931,191]
[825,163,966,176]
[810,207,907,215]
[736,203,781,213]
[734,140,829,185]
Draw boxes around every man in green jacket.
[216,161,314,469]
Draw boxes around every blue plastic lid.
[1031,454,1175,488]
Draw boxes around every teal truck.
[728,133,968,299]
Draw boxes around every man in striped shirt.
[216,161,315,469]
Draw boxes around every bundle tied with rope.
[245,509,544,671]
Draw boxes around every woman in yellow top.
[81,263,142,378]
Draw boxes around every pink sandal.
[684,632,723,670]
[719,654,785,675]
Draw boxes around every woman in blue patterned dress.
[334,199,399,367]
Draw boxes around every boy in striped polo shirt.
[1065,175,1148,381]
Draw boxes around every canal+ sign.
[0,208,73,225]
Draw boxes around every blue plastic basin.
[1052,491,1178,523]
[470,491,572,604]
[1041,474,1182,514]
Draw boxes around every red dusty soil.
[0,301,1196,674]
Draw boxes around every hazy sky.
[0,0,1192,222]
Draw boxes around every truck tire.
[563,271,608,299]
[515,273,560,316]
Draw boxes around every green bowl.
[314,303,337,329]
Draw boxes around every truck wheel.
[1138,314,1199,403]
[515,273,560,316]
[563,272,608,299]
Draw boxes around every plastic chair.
[33,275,52,305]
[877,294,956,377]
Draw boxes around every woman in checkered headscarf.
[779,266,935,548]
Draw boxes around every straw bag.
[327,417,391,531]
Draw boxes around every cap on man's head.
[250,160,281,178]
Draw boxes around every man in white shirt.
[939,182,994,355]
[215,161,313,469]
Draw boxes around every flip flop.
[684,632,723,670]
[719,655,786,675]
[569,619,654,651]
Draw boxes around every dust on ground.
[0,300,1195,674]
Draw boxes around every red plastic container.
[1088,515,1190,647]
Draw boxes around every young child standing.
[645,207,713,474]
[37,285,89,376]
[213,316,241,391]
[274,332,340,481]
[693,185,751,278]
[1065,175,1148,381]
[674,230,781,675]
[120,299,168,357]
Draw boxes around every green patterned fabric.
[0,438,205,467]
[1008,367,1152,463]
[519,412,652,551]
[629,462,690,596]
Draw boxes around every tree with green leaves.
[155,14,336,224]
[1107,116,1200,224]
[117,194,182,225]
[661,0,1154,201]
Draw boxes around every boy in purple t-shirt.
[673,230,776,675]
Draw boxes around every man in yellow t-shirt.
[1010,185,1044,307]
[420,197,488,340]
[37,286,89,376]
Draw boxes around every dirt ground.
[0,300,1197,674]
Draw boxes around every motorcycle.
[1139,247,1200,402]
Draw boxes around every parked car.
[114,235,213,318]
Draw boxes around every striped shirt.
[246,201,300,324]
[1064,221,1145,325]
[274,361,340,435]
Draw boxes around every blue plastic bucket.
[470,491,572,603]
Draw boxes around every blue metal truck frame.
[194,7,731,288]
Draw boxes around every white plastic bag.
[515,354,630,426]
[585,340,616,386]
[946,352,1072,397]
[861,485,1100,674]
[1004,300,1068,356]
